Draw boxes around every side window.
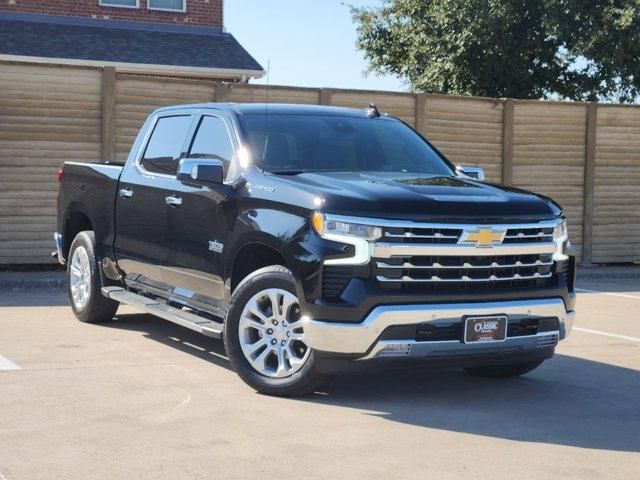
[188,116,235,178]
[140,115,192,176]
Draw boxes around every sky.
[224,0,405,92]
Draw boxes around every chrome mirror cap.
[456,165,486,181]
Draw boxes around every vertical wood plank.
[215,83,230,102]
[501,98,514,185]
[581,102,597,266]
[319,88,333,105]
[101,67,116,162]
[415,93,428,135]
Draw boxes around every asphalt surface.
[1,269,639,480]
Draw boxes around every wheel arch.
[228,241,289,295]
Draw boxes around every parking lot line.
[574,327,640,343]
[576,287,640,300]
[0,355,20,371]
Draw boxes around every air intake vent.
[322,266,353,302]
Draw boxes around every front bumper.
[302,298,574,360]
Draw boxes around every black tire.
[224,265,329,396]
[464,360,544,379]
[67,231,119,323]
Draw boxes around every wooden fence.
[1,60,639,265]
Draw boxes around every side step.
[102,286,223,339]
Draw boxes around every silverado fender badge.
[208,240,224,253]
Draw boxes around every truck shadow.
[108,312,640,453]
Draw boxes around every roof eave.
[0,54,266,80]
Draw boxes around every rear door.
[162,112,238,312]
[114,112,195,291]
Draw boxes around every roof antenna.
[367,103,380,118]
[261,59,271,174]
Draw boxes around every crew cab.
[54,103,576,396]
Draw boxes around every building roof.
[0,12,264,78]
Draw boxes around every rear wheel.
[67,231,119,323]
[224,265,328,396]
[464,360,544,379]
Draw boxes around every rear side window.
[188,116,235,178]
[141,115,192,175]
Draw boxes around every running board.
[102,286,223,338]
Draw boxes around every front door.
[114,113,195,291]
[162,113,237,313]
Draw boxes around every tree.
[351,0,640,101]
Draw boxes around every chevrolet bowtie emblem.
[460,227,505,247]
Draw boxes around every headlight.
[312,212,382,241]
[312,212,381,265]
[553,219,569,261]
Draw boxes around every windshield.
[239,114,454,176]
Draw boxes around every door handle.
[165,195,183,207]
[119,188,133,198]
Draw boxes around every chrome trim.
[301,298,573,355]
[363,331,559,360]
[376,271,552,283]
[53,232,65,265]
[505,232,553,239]
[324,214,562,231]
[456,165,485,181]
[384,232,459,240]
[376,259,554,270]
[373,242,556,258]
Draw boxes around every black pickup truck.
[55,103,576,396]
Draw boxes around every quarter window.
[141,116,192,176]
[100,0,138,8]
[189,116,235,179]
[148,0,186,11]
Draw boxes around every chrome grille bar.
[383,232,459,240]
[373,242,556,258]
[376,259,554,270]
[377,272,553,283]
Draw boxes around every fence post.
[415,93,428,135]
[319,88,333,105]
[581,102,597,266]
[215,83,230,102]
[101,67,117,162]
[501,99,514,185]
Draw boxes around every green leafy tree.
[351,0,640,101]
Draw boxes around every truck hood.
[274,172,561,221]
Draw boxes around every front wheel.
[67,231,119,323]
[464,360,544,379]
[224,265,328,396]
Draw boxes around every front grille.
[376,254,554,287]
[381,225,554,244]
[383,226,462,244]
[373,220,560,291]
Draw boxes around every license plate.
[464,315,507,343]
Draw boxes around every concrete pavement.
[0,270,638,480]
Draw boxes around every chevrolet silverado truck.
[54,103,576,396]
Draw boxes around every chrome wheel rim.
[69,245,91,310]
[239,288,310,378]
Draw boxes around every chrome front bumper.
[302,298,574,360]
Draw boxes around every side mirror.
[177,158,224,186]
[456,165,485,181]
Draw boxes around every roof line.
[0,55,265,79]
[0,11,225,36]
